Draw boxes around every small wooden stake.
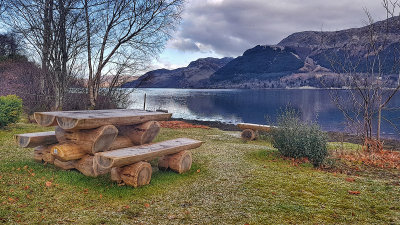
[143,93,147,110]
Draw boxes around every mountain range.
[123,16,400,89]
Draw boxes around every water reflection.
[128,88,400,139]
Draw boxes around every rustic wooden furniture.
[237,123,274,141]
[16,109,203,188]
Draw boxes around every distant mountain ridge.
[122,57,233,88]
[124,16,400,89]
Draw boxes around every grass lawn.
[0,122,399,224]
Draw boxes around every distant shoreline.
[174,118,400,151]
[124,87,400,91]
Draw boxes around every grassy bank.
[0,123,399,224]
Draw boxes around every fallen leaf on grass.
[196,169,200,173]
[124,205,130,209]
[345,177,355,182]
[348,190,360,195]
[23,186,30,190]
[144,203,150,208]
[167,214,176,220]
[45,181,52,187]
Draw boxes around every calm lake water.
[128,88,400,139]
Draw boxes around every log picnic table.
[237,123,275,141]
[15,109,203,188]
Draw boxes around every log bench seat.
[15,131,58,148]
[237,123,275,141]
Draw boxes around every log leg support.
[33,145,55,164]
[120,162,152,188]
[241,129,257,141]
[158,150,192,174]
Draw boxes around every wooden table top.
[34,109,172,130]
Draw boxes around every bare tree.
[2,0,85,110]
[0,33,19,57]
[82,0,184,108]
[327,0,400,150]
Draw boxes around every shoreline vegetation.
[124,86,400,91]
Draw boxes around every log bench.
[237,123,274,141]
[15,109,203,188]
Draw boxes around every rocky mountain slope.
[122,57,233,88]
[124,16,400,89]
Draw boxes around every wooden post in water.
[143,93,147,110]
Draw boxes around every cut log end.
[34,113,57,127]
[110,167,123,182]
[17,136,29,148]
[120,162,152,188]
[92,125,119,153]
[168,150,192,174]
[139,121,160,144]
[241,129,257,141]
[56,117,79,130]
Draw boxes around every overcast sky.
[153,0,388,70]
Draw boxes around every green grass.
[0,123,399,224]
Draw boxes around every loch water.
[128,88,400,139]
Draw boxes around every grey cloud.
[170,0,386,56]
[168,38,201,52]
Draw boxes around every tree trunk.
[117,121,160,145]
[377,107,382,141]
[51,143,87,161]
[54,159,76,170]
[75,155,97,177]
[34,145,55,164]
[55,125,119,153]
